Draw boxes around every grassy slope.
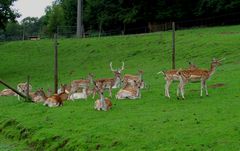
[0,25,240,150]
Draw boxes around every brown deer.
[176,58,223,99]
[37,86,69,107]
[157,62,198,98]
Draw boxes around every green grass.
[0,25,240,150]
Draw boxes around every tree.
[0,0,20,30]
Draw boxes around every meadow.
[0,25,240,150]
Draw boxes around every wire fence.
[1,12,240,41]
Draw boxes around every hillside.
[0,25,240,150]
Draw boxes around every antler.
[218,58,226,62]
[110,62,116,72]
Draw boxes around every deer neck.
[208,64,217,77]
[113,76,121,88]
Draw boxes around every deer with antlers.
[157,62,198,98]
[176,58,223,99]
[92,62,124,98]
[116,80,142,100]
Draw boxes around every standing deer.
[176,58,223,99]
[157,62,198,98]
[92,62,124,98]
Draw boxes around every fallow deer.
[0,89,16,96]
[69,88,88,100]
[70,73,94,96]
[157,62,198,98]
[116,80,142,100]
[92,62,124,98]
[123,70,145,89]
[176,58,223,99]
[94,85,112,111]
[17,82,32,100]
[37,86,69,107]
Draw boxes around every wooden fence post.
[54,33,59,94]
[172,22,176,69]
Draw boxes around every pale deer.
[176,58,223,99]
[17,82,32,100]
[0,89,16,96]
[70,73,94,96]
[69,88,88,100]
[92,62,124,98]
[123,70,145,89]
[157,62,198,98]
[94,85,112,111]
[116,80,142,100]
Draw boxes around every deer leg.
[180,83,185,100]
[200,80,204,97]
[204,81,208,96]
[165,80,172,98]
[109,87,112,97]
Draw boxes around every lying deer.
[116,80,142,100]
[69,88,88,100]
[176,58,223,99]
[17,82,32,100]
[71,73,94,96]
[37,86,69,107]
[157,62,198,98]
[0,89,16,96]
[94,84,112,111]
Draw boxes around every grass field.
[0,25,240,150]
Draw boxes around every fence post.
[172,22,176,69]
[54,33,59,94]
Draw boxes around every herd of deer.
[0,62,144,110]
[0,58,224,110]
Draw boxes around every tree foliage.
[0,0,20,30]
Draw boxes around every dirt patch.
[208,83,225,88]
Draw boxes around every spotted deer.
[176,58,223,99]
[94,84,112,111]
[116,80,142,100]
[123,70,144,89]
[70,73,94,96]
[157,62,198,98]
